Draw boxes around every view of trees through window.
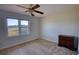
[7,18,29,37]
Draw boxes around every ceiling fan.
[16,4,44,16]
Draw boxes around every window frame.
[6,18,30,38]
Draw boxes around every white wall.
[77,9,79,52]
[40,9,79,44]
[0,10,40,49]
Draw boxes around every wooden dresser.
[58,35,77,51]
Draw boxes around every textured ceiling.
[0,4,79,17]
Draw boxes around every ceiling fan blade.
[32,4,40,9]
[31,12,35,16]
[16,5,28,9]
[33,10,44,14]
[24,10,28,12]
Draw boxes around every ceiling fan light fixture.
[16,4,44,16]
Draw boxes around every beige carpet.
[0,39,76,55]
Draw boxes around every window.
[7,18,29,37]
[7,18,19,37]
[20,20,29,35]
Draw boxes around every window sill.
[7,34,30,39]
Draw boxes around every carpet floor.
[0,39,76,55]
